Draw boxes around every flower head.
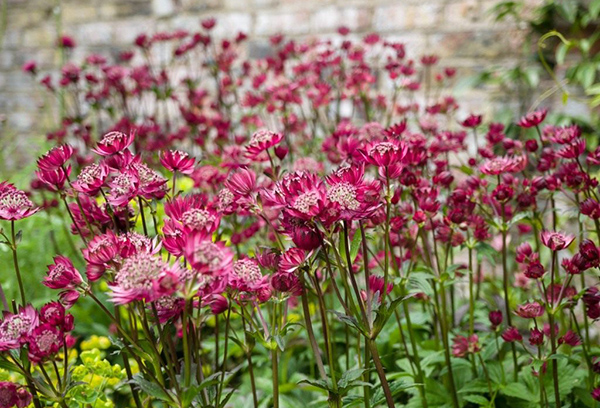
[0,183,39,220]
[540,231,575,251]
[44,256,83,290]
[452,334,480,357]
[160,150,195,174]
[72,162,109,195]
[36,144,73,171]
[28,323,63,362]
[515,302,545,319]
[92,131,135,156]
[245,129,284,160]
[517,109,547,128]
[501,326,523,342]
[0,306,39,351]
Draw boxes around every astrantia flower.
[245,129,284,160]
[230,258,265,291]
[36,144,73,171]
[540,230,575,251]
[36,166,71,191]
[363,275,393,302]
[160,150,195,174]
[43,256,83,290]
[517,109,547,128]
[326,164,382,220]
[359,138,407,168]
[0,183,39,220]
[558,330,581,347]
[28,323,63,362]
[72,162,109,195]
[270,171,328,220]
[131,160,168,201]
[529,328,544,346]
[40,301,73,331]
[489,310,503,329]
[452,334,480,357]
[515,302,544,319]
[271,272,301,294]
[581,198,600,219]
[109,252,174,304]
[279,248,310,273]
[501,326,523,342]
[184,234,233,277]
[83,231,119,281]
[479,155,527,175]
[0,382,17,408]
[92,131,135,156]
[117,232,156,258]
[460,114,482,128]
[0,306,39,351]
[107,168,140,207]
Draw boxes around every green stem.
[10,220,26,306]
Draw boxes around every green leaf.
[463,394,490,406]
[350,230,363,263]
[590,0,600,19]
[130,374,173,403]
[338,368,366,390]
[502,382,535,401]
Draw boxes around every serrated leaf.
[463,394,490,406]
[338,368,366,390]
[130,374,173,403]
[502,382,535,401]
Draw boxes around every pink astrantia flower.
[540,230,575,251]
[36,165,71,191]
[229,258,266,291]
[514,302,545,319]
[92,131,135,156]
[83,231,119,281]
[359,138,407,168]
[452,334,480,357]
[517,109,547,128]
[43,256,83,290]
[184,233,233,277]
[36,144,73,171]
[72,162,109,195]
[279,248,310,273]
[501,326,523,342]
[28,323,64,362]
[326,164,382,220]
[160,150,195,174]
[0,182,39,220]
[479,155,527,175]
[109,252,177,304]
[269,171,328,220]
[245,129,284,160]
[0,306,39,351]
[0,382,17,408]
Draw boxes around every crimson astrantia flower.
[269,171,328,220]
[109,252,180,304]
[0,306,39,351]
[226,168,257,197]
[165,195,220,237]
[229,258,266,291]
[36,144,73,171]
[40,301,73,331]
[28,323,64,362]
[36,165,71,191]
[452,334,480,357]
[107,168,140,207]
[271,272,302,294]
[558,330,581,346]
[160,150,195,174]
[581,198,600,219]
[514,302,545,319]
[279,248,310,273]
[72,162,109,195]
[359,138,407,168]
[0,182,39,220]
[0,382,17,408]
[592,388,600,402]
[529,328,544,346]
[579,239,600,265]
[515,242,536,264]
[540,230,575,251]
[184,233,233,277]
[92,131,135,156]
[44,255,83,290]
[83,231,119,281]
[460,114,482,128]
[517,108,547,128]
[130,159,168,201]
[501,326,523,342]
[479,155,527,175]
[244,129,284,160]
[525,261,545,279]
[489,310,503,329]
[364,275,393,302]
[326,164,382,220]
[557,139,586,159]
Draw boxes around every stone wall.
[0,0,540,169]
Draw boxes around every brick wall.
[0,0,540,169]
